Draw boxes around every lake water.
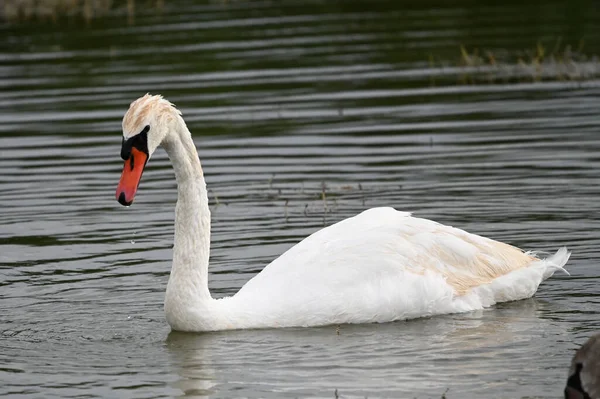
[1,1,600,398]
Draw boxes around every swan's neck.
[162,120,214,327]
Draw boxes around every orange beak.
[116,147,148,206]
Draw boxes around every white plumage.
[117,94,570,332]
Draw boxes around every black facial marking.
[121,125,150,160]
[565,363,591,399]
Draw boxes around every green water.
[1,1,599,398]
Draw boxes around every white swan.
[115,94,570,332]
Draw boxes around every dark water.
[1,1,600,398]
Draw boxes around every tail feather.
[470,247,571,307]
[538,246,571,279]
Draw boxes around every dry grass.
[430,39,600,85]
[1,0,163,23]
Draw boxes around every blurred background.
[1,1,599,398]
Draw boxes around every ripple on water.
[1,0,600,398]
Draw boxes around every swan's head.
[116,93,181,206]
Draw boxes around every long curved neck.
[161,117,254,331]
[163,119,212,309]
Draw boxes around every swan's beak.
[116,147,148,206]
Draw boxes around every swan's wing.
[224,207,567,328]
[239,207,535,296]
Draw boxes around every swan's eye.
[139,125,150,136]
[121,125,150,160]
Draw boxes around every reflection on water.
[1,0,600,398]
[165,299,570,398]
[167,333,217,398]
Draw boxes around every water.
[1,0,600,398]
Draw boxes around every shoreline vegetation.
[2,2,598,84]
[445,39,600,84]
[1,0,163,23]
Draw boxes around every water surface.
[1,1,599,398]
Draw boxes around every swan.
[115,94,570,332]
[565,333,600,399]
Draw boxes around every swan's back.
[226,207,568,328]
